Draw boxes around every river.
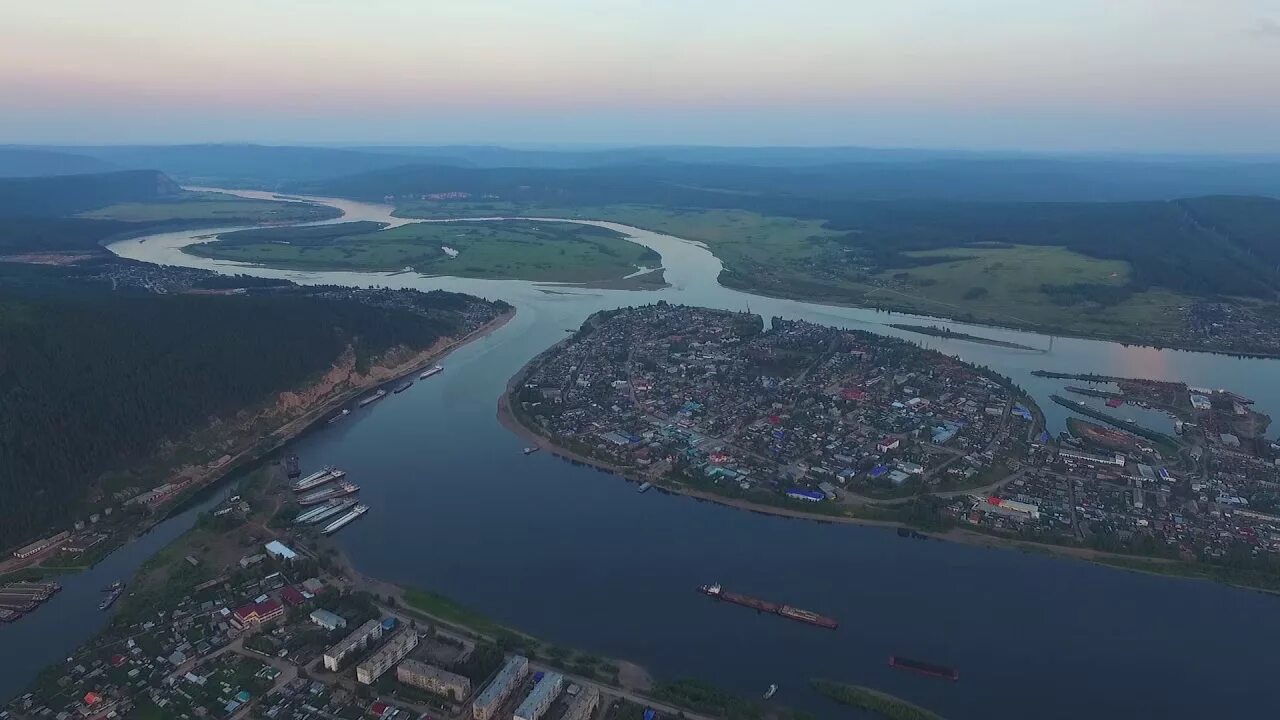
[3,190,1278,718]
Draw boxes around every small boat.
[101,581,124,592]
[420,365,444,380]
[763,684,778,700]
[637,482,652,493]
[328,408,351,424]
[523,447,540,455]
[393,380,413,394]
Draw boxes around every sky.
[3,0,1279,152]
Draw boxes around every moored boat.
[321,504,369,535]
[357,389,387,407]
[291,467,345,493]
[297,481,360,506]
[420,365,444,379]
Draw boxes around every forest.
[0,169,180,217]
[0,264,497,551]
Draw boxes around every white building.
[356,627,419,684]
[513,672,564,720]
[322,619,383,672]
[471,655,529,720]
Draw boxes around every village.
[511,304,1036,508]
[2,466,698,720]
[510,304,1280,579]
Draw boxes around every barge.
[292,467,345,493]
[357,389,387,407]
[393,380,413,394]
[420,365,443,379]
[297,481,360,506]
[321,504,369,535]
[698,583,838,629]
[889,656,959,681]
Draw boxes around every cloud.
[1251,17,1280,39]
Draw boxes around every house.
[230,599,285,629]
[877,437,900,453]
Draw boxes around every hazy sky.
[3,0,1279,152]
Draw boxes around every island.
[185,219,666,286]
[502,303,1280,591]
[504,303,1040,512]
[886,323,1040,351]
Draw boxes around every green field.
[79,191,339,224]
[398,200,1199,338]
[187,219,661,282]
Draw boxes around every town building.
[1058,448,1126,467]
[264,540,297,561]
[395,659,471,701]
[309,609,347,631]
[513,672,563,720]
[356,627,419,684]
[323,619,383,672]
[230,598,284,629]
[471,654,528,720]
[11,531,70,559]
[561,686,600,720]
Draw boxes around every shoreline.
[493,341,1280,592]
[0,308,515,574]
[717,272,1280,361]
[499,390,1184,564]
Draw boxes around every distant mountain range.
[1,143,1278,201]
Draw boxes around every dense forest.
[0,266,494,550]
[0,170,180,217]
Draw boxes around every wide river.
[4,191,1278,718]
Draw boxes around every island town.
[507,303,1280,585]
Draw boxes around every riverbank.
[0,308,513,580]
[811,679,945,720]
[718,271,1280,360]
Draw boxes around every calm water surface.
[3,190,1278,718]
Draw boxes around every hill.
[60,144,451,187]
[0,170,181,218]
[0,148,118,178]
[0,262,507,551]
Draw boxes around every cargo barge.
[888,656,959,681]
[293,498,356,525]
[420,365,443,379]
[698,583,838,629]
[393,380,413,394]
[291,467,345,493]
[328,408,351,424]
[321,504,369,535]
[357,389,387,407]
[297,481,360,506]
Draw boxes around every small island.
[186,219,665,285]
[887,323,1040,351]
